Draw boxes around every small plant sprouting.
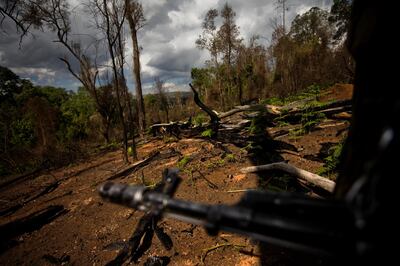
[201,129,214,138]
[193,113,208,126]
[248,111,267,135]
[225,153,235,162]
[318,140,345,178]
[177,156,191,169]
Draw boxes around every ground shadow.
[0,205,68,254]
[216,118,333,266]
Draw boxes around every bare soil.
[0,85,352,266]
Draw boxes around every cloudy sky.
[0,0,332,94]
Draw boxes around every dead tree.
[241,162,335,193]
[189,83,220,128]
[113,2,138,160]
[125,0,146,135]
[91,0,130,162]
[16,0,116,143]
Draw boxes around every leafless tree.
[112,1,138,160]
[1,0,118,143]
[125,0,146,136]
[0,0,42,41]
[90,0,131,163]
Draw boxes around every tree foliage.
[193,4,354,104]
[329,0,352,42]
[60,89,96,141]
[0,66,98,176]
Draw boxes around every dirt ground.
[0,85,352,266]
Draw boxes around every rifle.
[99,168,357,260]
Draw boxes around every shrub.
[319,141,344,177]
[193,113,208,126]
[177,156,191,169]
[260,97,285,106]
[225,153,235,162]
[248,111,267,135]
[201,129,214,138]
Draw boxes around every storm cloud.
[0,0,332,93]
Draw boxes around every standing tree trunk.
[114,10,138,161]
[101,116,111,143]
[102,0,129,163]
[125,0,146,136]
[124,85,138,159]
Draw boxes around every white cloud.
[0,0,332,91]
[11,67,56,81]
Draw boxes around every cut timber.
[218,99,350,123]
[189,83,220,124]
[240,162,335,193]
[220,119,251,131]
[276,149,301,156]
[317,106,352,117]
[279,100,351,118]
[332,111,352,120]
[219,104,281,119]
[149,122,180,137]
[219,105,255,118]
[315,121,347,130]
[282,96,317,110]
[106,152,160,180]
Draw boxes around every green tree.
[60,89,96,141]
[329,0,352,42]
[191,68,213,102]
[290,7,332,46]
[218,3,242,67]
[0,66,23,101]
[0,66,32,155]
[195,4,243,109]
[144,94,160,125]
[10,117,35,148]
[271,7,334,95]
[218,3,242,107]
[196,8,220,67]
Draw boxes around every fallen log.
[149,122,181,137]
[219,104,281,119]
[317,106,352,117]
[332,112,352,120]
[288,99,352,113]
[240,162,335,192]
[219,119,251,131]
[315,121,347,130]
[0,178,62,217]
[277,100,352,122]
[0,168,42,191]
[147,98,351,140]
[219,105,260,119]
[276,149,301,156]
[106,152,160,180]
[282,96,317,110]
